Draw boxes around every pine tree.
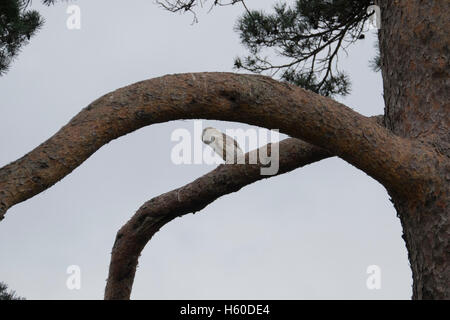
[234,0,376,96]
[159,0,379,96]
[0,0,58,76]
[0,282,24,300]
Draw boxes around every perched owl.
[202,127,244,164]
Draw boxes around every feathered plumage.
[202,127,244,164]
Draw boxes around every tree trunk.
[0,0,447,300]
[377,0,449,299]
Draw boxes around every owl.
[202,127,244,164]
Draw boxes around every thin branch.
[156,0,244,23]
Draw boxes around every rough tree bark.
[376,0,449,299]
[0,73,436,220]
[0,0,448,299]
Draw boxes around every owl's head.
[202,127,219,144]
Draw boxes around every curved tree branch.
[104,138,331,300]
[0,72,437,220]
[105,115,384,300]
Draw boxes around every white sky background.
[0,0,412,299]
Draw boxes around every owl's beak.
[204,136,215,144]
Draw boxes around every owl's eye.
[210,137,215,142]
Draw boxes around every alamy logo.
[66,5,81,30]
[171,121,280,176]
[66,265,81,290]
[367,5,381,30]
[366,265,381,290]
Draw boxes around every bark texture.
[0,73,434,221]
[377,0,449,299]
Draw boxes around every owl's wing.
[202,128,244,164]
[212,133,226,160]
[223,134,244,164]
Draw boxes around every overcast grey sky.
[0,0,412,299]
